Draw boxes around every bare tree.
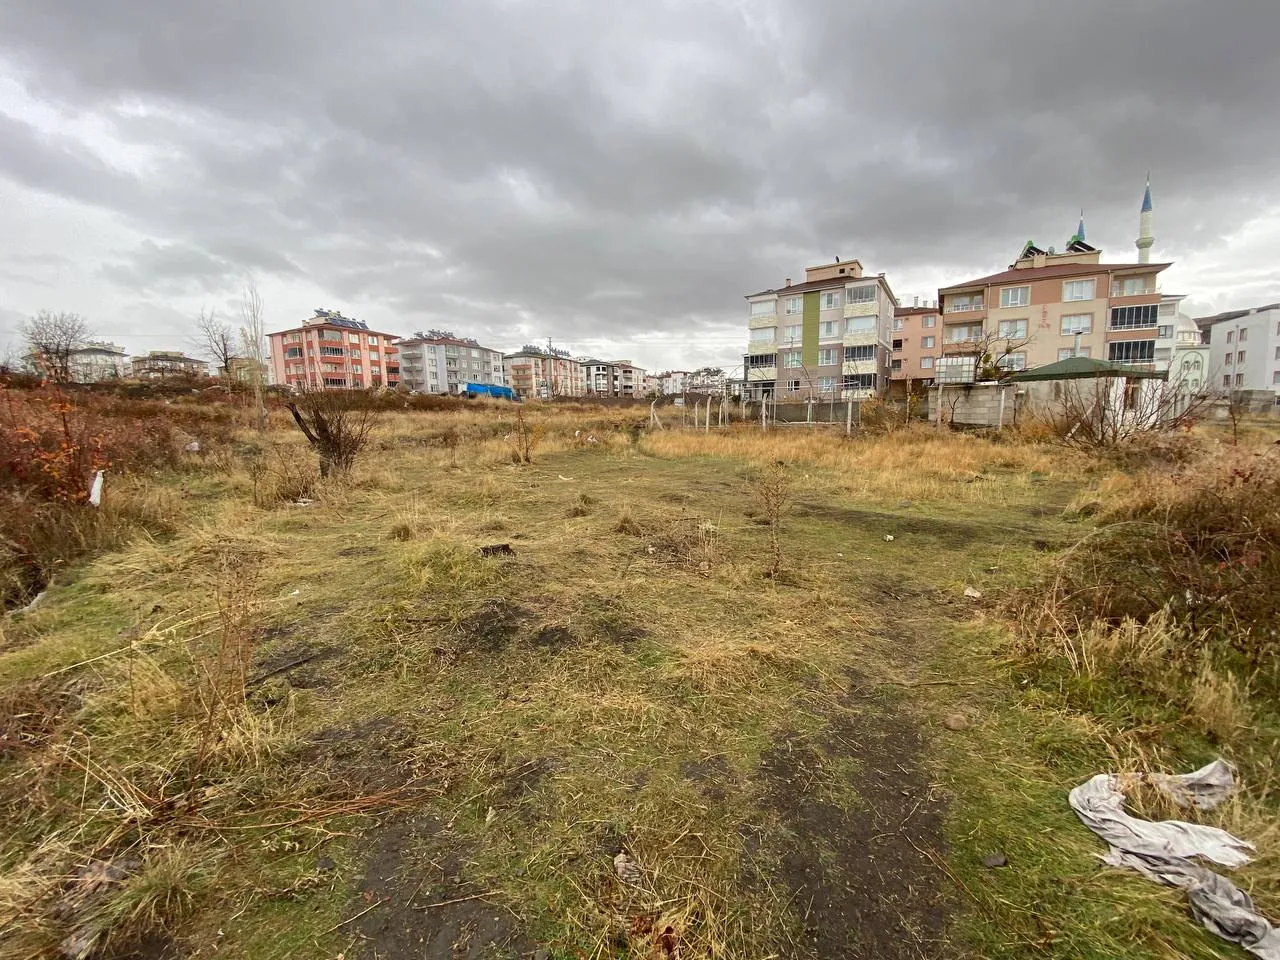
[22,311,89,383]
[286,388,380,477]
[196,307,239,378]
[238,281,267,431]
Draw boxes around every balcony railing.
[1110,283,1160,297]
[945,301,984,313]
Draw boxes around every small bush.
[1015,448,1280,668]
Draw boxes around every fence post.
[846,398,853,436]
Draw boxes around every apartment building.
[395,333,505,394]
[266,309,401,390]
[641,374,662,396]
[1197,303,1280,398]
[503,348,585,399]
[937,185,1177,377]
[581,359,645,397]
[743,257,894,401]
[68,341,128,382]
[890,302,941,392]
[687,368,728,395]
[659,370,690,394]
[130,351,210,379]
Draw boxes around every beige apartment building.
[743,257,895,400]
[503,348,586,399]
[937,186,1176,376]
[938,244,1171,373]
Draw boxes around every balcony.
[944,300,985,315]
[747,338,777,353]
[748,312,777,329]
[843,300,879,319]
[1110,282,1161,298]
[746,366,777,382]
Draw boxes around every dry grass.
[5,397,1276,960]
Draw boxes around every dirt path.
[760,673,954,959]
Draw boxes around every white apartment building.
[69,341,128,382]
[1198,302,1280,399]
[395,333,506,394]
[660,370,690,394]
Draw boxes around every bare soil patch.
[760,678,954,960]
[354,818,535,960]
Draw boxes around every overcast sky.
[2,0,1279,374]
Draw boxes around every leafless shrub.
[285,389,380,478]
[1043,376,1210,449]
[752,462,792,579]
[509,410,542,464]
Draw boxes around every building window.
[366,335,377,345]
[843,373,875,390]
[820,291,842,310]
[893,318,904,331]
[921,336,935,349]
[348,333,360,344]
[1159,301,1176,316]
[846,285,876,304]
[818,376,836,393]
[1236,373,1244,387]
[1238,351,1246,364]
[784,351,802,368]
[1114,276,1153,296]
[920,357,934,369]
[995,352,1027,371]
[1223,375,1232,389]
[320,345,345,357]
[1275,346,1280,361]
[1109,340,1156,363]
[787,379,801,392]
[1058,347,1092,360]
[750,300,777,317]
[285,347,302,359]
[1226,330,1234,343]
[749,327,776,343]
[1060,314,1092,335]
[1063,278,1096,301]
[846,316,876,334]
[746,353,776,369]
[785,296,802,315]
[892,339,903,351]
[287,332,302,343]
[844,345,874,362]
[922,315,936,328]
[1000,286,1030,308]
[1157,325,1173,339]
[820,320,839,338]
[320,329,343,341]
[1224,353,1232,366]
[946,294,983,313]
[1273,371,1280,385]
[818,348,837,366]
[1110,305,1159,329]
[782,324,801,342]
[997,319,1027,339]
[1239,329,1248,342]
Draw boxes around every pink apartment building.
[267,309,401,390]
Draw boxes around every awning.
[1006,356,1168,382]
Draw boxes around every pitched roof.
[939,261,1172,293]
[1193,303,1280,328]
[894,306,938,316]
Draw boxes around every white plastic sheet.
[1069,760,1279,959]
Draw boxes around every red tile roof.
[939,261,1171,293]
